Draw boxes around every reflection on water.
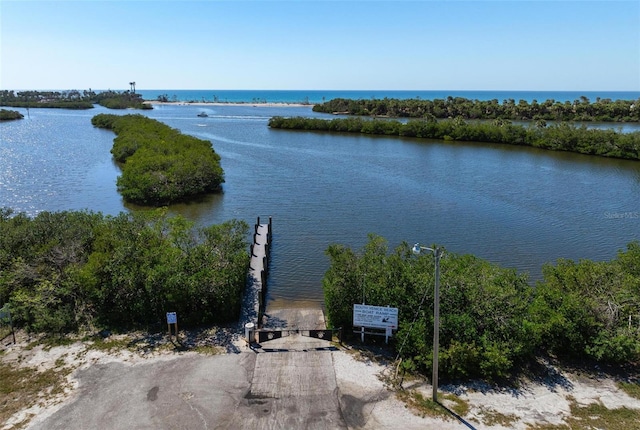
[1,105,639,309]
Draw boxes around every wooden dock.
[243,216,272,329]
[241,217,333,348]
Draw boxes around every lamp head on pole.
[412,243,435,255]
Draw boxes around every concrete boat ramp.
[240,308,347,429]
[239,218,347,428]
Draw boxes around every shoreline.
[144,100,315,108]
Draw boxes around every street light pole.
[412,243,444,402]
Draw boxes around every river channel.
[1,104,639,309]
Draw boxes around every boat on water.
[197,112,208,117]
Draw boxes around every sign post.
[353,304,398,344]
[166,312,178,341]
[0,304,16,344]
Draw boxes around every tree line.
[0,208,249,333]
[312,96,640,122]
[324,236,640,382]
[92,114,225,205]
[0,90,151,110]
[268,116,640,160]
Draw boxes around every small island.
[269,116,640,161]
[92,114,224,205]
[0,108,24,121]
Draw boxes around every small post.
[166,312,178,341]
[244,322,255,344]
[0,305,15,344]
[432,247,442,402]
[8,307,15,344]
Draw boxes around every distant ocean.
[136,89,640,104]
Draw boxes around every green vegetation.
[92,114,225,205]
[530,244,640,364]
[94,90,151,110]
[312,96,640,122]
[0,90,94,109]
[395,389,452,420]
[0,208,249,333]
[87,337,134,352]
[323,236,640,382]
[0,89,151,110]
[269,116,640,160]
[0,109,24,121]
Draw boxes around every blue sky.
[1,0,639,91]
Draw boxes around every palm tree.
[129,82,136,94]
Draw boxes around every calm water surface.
[1,105,639,309]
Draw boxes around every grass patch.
[618,380,640,400]
[192,344,222,355]
[526,424,569,429]
[0,326,12,342]
[527,396,640,430]
[476,406,519,427]
[441,392,470,417]
[23,335,75,352]
[396,389,451,420]
[40,336,76,350]
[0,361,70,427]
[564,398,640,430]
[88,337,132,352]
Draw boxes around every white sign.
[353,304,398,329]
[166,312,177,324]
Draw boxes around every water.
[137,89,640,104]
[1,102,639,310]
[0,107,123,215]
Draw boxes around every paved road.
[29,310,352,429]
